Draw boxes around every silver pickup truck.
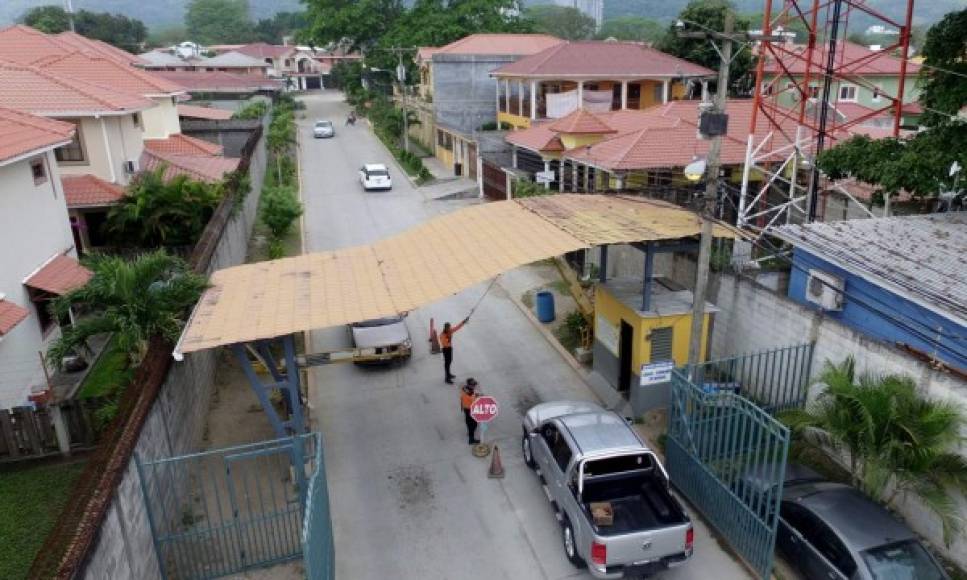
[522,401,693,578]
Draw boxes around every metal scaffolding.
[738,0,916,230]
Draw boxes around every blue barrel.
[535,291,556,323]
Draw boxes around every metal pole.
[687,11,733,367]
[806,0,844,223]
[398,52,409,154]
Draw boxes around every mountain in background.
[0,0,960,33]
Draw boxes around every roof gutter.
[0,139,73,168]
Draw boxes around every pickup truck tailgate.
[601,522,691,567]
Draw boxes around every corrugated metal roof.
[771,213,967,323]
[177,195,740,354]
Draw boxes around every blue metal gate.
[302,429,334,580]
[666,368,791,579]
[137,434,320,579]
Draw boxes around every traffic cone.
[488,444,505,479]
[429,318,441,354]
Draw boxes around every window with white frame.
[838,84,857,102]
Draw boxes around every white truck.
[521,401,693,578]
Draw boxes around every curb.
[499,279,590,381]
[363,118,424,190]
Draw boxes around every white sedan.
[359,163,392,191]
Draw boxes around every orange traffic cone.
[488,444,505,479]
[429,317,441,354]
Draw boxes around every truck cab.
[522,401,693,578]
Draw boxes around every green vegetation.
[513,178,552,198]
[597,17,665,43]
[0,460,87,580]
[257,98,304,259]
[76,338,133,399]
[526,4,596,40]
[106,167,224,248]
[48,251,208,369]
[780,357,967,545]
[555,311,589,352]
[185,0,255,44]
[232,100,269,120]
[21,5,147,52]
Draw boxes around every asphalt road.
[297,91,752,580]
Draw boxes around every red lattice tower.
[737,0,915,229]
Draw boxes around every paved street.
[298,91,751,580]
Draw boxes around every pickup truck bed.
[582,471,687,536]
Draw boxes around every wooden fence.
[0,398,105,463]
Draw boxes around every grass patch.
[0,460,87,579]
[77,338,132,399]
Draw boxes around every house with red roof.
[0,107,91,408]
[490,41,715,130]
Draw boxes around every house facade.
[773,213,967,371]
[0,107,90,408]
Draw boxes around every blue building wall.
[788,247,967,370]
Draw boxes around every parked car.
[745,463,949,580]
[521,401,693,578]
[349,315,411,364]
[359,163,392,191]
[313,120,334,138]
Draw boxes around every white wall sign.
[595,314,618,356]
[640,360,674,386]
[535,170,555,184]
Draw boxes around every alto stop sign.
[469,396,499,423]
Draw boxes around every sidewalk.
[419,155,477,200]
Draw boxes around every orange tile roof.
[505,121,564,152]
[177,104,233,120]
[416,46,441,63]
[763,41,920,76]
[52,31,148,66]
[25,254,92,295]
[37,52,185,96]
[0,61,155,115]
[548,109,617,134]
[140,149,240,183]
[493,41,715,78]
[0,106,75,165]
[153,70,284,92]
[436,34,563,56]
[0,299,29,336]
[0,25,69,64]
[144,134,223,156]
[62,174,125,208]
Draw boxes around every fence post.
[50,404,72,456]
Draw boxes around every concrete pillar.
[543,160,551,190]
[496,78,501,113]
[559,160,566,192]
[615,173,625,191]
[577,80,584,110]
[583,165,591,191]
[530,80,538,120]
[504,79,511,115]
[621,81,628,110]
[702,80,709,101]
[662,79,670,104]
[50,405,71,456]
[599,245,608,283]
[477,155,484,198]
[642,242,655,311]
[518,79,524,117]
[505,171,512,200]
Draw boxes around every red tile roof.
[0,61,155,115]
[25,254,92,295]
[763,41,920,76]
[153,70,284,93]
[548,109,617,134]
[140,149,240,183]
[145,134,223,156]
[0,25,148,67]
[493,41,715,78]
[52,31,148,66]
[417,46,441,63]
[0,106,75,165]
[235,42,293,59]
[435,34,563,56]
[177,104,233,120]
[505,121,564,152]
[62,174,126,208]
[0,299,29,336]
[37,52,185,96]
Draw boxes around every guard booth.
[590,241,716,413]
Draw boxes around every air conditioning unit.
[123,159,139,174]
[806,269,844,311]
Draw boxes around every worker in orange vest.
[439,316,469,384]
[460,378,480,445]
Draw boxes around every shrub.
[513,178,552,198]
[232,100,269,120]
[260,185,302,239]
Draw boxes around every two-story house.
[0,107,90,408]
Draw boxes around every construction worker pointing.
[460,378,480,445]
[439,317,468,384]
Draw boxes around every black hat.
[466,377,477,386]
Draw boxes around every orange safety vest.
[439,320,465,349]
[460,391,476,410]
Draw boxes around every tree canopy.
[596,17,664,43]
[526,5,596,41]
[303,0,405,52]
[21,5,147,52]
[253,11,308,45]
[185,0,255,44]
[918,8,967,127]
[658,0,753,95]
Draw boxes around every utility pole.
[397,51,410,154]
[685,12,734,368]
[64,0,76,32]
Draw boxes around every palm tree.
[106,166,222,248]
[47,251,207,368]
[781,357,967,545]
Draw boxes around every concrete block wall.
[81,133,266,579]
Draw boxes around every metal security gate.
[666,369,791,579]
[137,434,320,579]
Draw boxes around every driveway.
[297,91,752,580]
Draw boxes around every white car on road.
[359,163,392,191]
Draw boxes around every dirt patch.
[202,350,279,450]
[388,465,435,511]
[512,384,542,417]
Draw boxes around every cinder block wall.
[81,127,267,580]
